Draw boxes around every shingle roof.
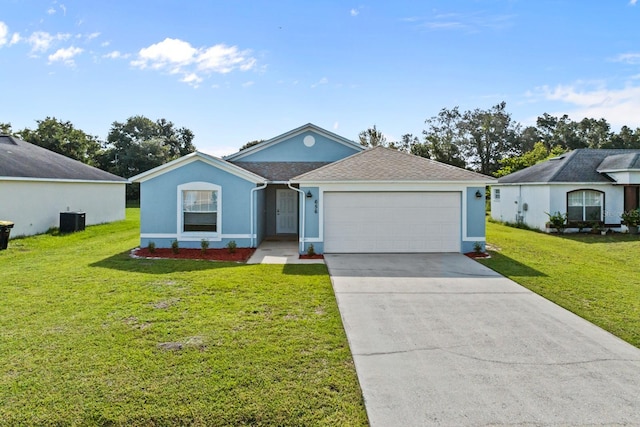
[597,152,640,171]
[0,135,126,182]
[232,161,332,181]
[497,149,640,184]
[292,146,493,182]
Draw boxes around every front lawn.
[480,221,640,348]
[0,209,367,426]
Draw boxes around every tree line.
[1,116,196,198]
[359,102,640,177]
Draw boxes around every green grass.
[480,221,640,348]
[0,209,367,426]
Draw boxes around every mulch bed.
[464,251,491,259]
[132,247,255,262]
[298,254,324,259]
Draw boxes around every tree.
[0,122,13,134]
[422,107,466,167]
[18,117,102,165]
[239,139,264,151]
[358,125,387,147]
[494,142,565,177]
[458,102,520,175]
[100,115,196,199]
[604,126,640,149]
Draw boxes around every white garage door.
[324,192,461,253]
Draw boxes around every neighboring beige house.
[0,134,127,237]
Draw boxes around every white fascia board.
[495,181,613,186]
[300,181,482,192]
[291,179,494,187]
[0,177,128,184]
[224,123,362,161]
[130,152,266,184]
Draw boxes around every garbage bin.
[0,221,14,250]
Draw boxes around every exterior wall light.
[475,190,483,199]
[306,190,313,199]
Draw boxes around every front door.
[276,189,297,234]
[624,186,640,212]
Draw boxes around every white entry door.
[276,189,298,234]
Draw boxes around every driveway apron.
[325,253,640,426]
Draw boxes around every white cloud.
[350,8,359,16]
[47,7,56,15]
[0,22,7,46]
[534,81,640,128]
[103,50,129,59]
[27,31,70,53]
[131,38,257,85]
[613,52,640,64]
[242,81,255,87]
[333,122,339,130]
[630,0,637,5]
[311,77,329,88]
[197,44,256,73]
[181,73,203,87]
[85,32,100,41]
[10,33,21,45]
[48,46,83,66]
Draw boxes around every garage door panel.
[324,192,461,253]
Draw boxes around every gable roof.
[292,146,494,183]
[497,149,640,184]
[232,161,332,181]
[129,151,267,184]
[0,134,126,182]
[223,123,363,161]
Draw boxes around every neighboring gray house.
[491,149,640,231]
[131,123,495,254]
[0,134,127,237]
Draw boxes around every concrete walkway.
[246,240,325,264]
[325,253,640,426]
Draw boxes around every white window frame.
[567,189,603,222]
[177,182,222,241]
[494,188,500,201]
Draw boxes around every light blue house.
[131,123,494,254]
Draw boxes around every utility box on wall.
[60,212,86,233]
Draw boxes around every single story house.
[131,123,494,254]
[491,149,640,231]
[0,134,127,237]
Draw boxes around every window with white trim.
[183,190,217,232]
[567,190,603,222]
[177,182,221,237]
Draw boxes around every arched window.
[567,190,603,222]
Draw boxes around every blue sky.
[2,0,640,157]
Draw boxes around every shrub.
[226,240,237,254]
[171,240,179,254]
[545,211,567,234]
[307,244,316,257]
[473,242,483,254]
[200,239,210,253]
[621,210,640,227]
[147,241,156,253]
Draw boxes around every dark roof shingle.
[0,135,126,182]
[293,146,493,182]
[231,161,332,181]
[498,149,640,184]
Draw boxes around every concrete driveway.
[325,253,640,426]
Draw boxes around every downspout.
[250,182,268,248]
[287,182,305,254]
